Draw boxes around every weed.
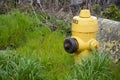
[0,51,46,80]
[74,51,112,80]
[102,5,120,21]
[17,27,74,80]
[0,10,39,49]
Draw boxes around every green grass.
[0,27,74,80]
[74,51,112,80]
[0,51,46,80]
[111,62,120,80]
[0,10,39,49]
[17,26,74,80]
[0,10,119,80]
[0,10,74,80]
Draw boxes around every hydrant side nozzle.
[64,38,78,53]
[88,39,99,50]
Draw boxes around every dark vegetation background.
[0,0,120,21]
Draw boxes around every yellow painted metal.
[79,9,91,18]
[71,9,99,62]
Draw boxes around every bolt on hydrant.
[64,9,99,63]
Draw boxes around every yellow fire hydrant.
[64,9,99,62]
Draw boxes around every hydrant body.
[64,9,99,62]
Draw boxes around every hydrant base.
[74,50,91,63]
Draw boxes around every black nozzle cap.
[64,38,78,53]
